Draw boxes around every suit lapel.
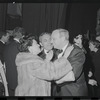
[62,43,72,57]
[38,50,46,60]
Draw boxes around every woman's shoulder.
[16,52,43,67]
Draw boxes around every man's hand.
[88,79,97,86]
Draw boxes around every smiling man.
[39,32,53,59]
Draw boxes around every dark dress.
[91,49,100,97]
[83,42,95,96]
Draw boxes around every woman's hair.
[18,36,35,52]
[89,39,100,49]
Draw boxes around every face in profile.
[40,34,53,50]
[3,33,10,43]
[74,34,82,45]
[29,39,41,54]
[51,30,62,49]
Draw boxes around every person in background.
[3,27,26,96]
[51,29,87,96]
[38,32,55,95]
[73,34,86,53]
[0,31,10,96]
[73,33,95,96]
[0,31,10,64]
[96,34,100,42]
[15,36,73,96]
[5,30,14,44]
[89,39,100,97]
[38,32,53,59]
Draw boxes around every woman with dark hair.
[73,34,86,52]
[73,34,95,96]
[15,36,73,96]
[89,39,100,97]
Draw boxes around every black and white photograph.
[0,1,100,99]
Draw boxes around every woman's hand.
[46,50,53,61]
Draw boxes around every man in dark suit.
[51,29,88,96]
[0,31,10,96]
[3,27,25,96]
[0,31,10,64]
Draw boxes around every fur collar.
[16,52,43,67]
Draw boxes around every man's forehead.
[52,30,59,34]
[42,34,51,39]
[52,30,59,37]
[41,34,51,42]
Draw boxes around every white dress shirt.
[14,38,20,43]
[44,49,49,55]
[58,42,69,59]
[0,40,5,44]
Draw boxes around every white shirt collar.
[62,41,69,53]
[0,40,5,44]
[14,38,20,43]
[57,41,69,59]
[44,49,49,54]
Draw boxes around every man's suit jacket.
[3,40,20,90]
[53,44,88,96]
[0,41,5,64]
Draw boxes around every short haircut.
[56,28,69,40]
[0,31,8,39]
[39,32,51,42]
[18,36,35,52]
[13,27,26,38]
[89,39,100,49]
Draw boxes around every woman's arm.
[30,57,72,81]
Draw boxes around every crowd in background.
[0,26,100,97]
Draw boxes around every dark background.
[0,3,100,40]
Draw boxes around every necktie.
[51,49,63,62]
[56,49,63,56]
